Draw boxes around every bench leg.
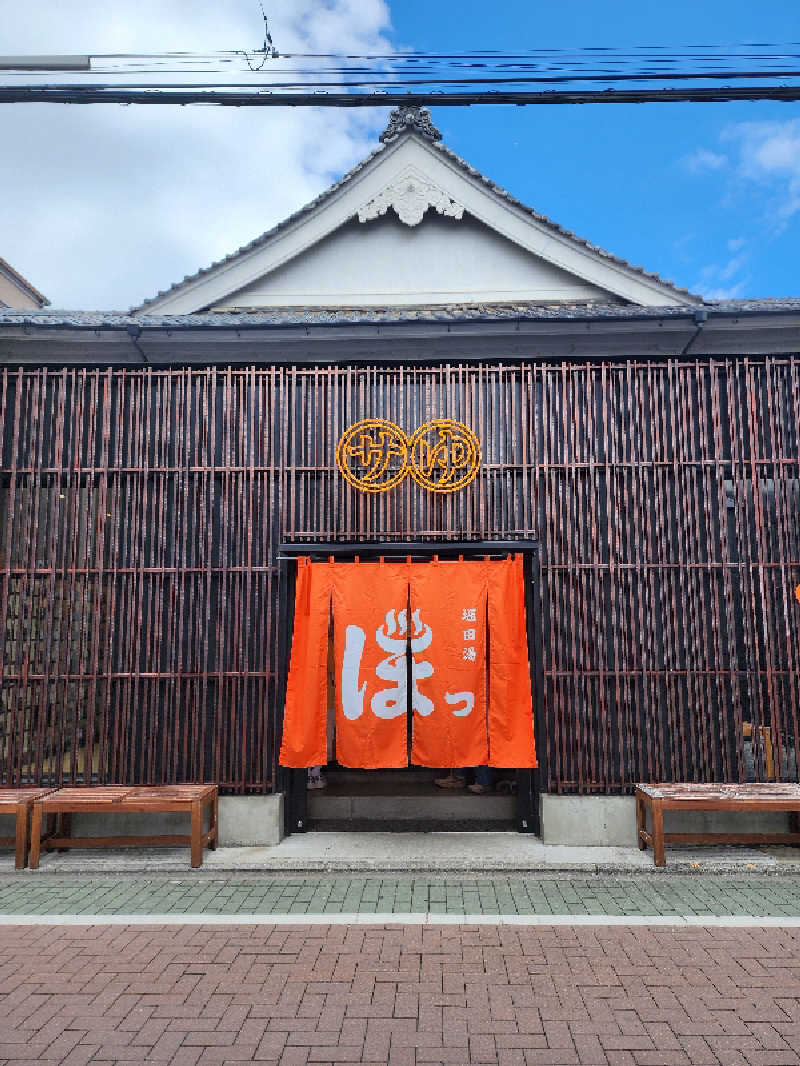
[636,794,647,851]
[15,805,28,869]
[29,803,43,870]
[652,802,666,867]
[191,800,203,868]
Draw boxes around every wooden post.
[651,799,666,867]
[14,803,27,869]
[190,799,202,868]
[28,801,42,869]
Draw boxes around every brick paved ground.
[3,875,800,918]
[1,922,800,1066]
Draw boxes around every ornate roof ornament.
[379,105,442,144]
[358,167,464,227]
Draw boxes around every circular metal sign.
[336,418,409,494]
[336,418,480,494]
[409,419,481,493]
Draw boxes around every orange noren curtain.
[487,554,537,768]
[409,559,489,768]
[279,558,332,768]
[279,555,537,772]
[331,561,410,769]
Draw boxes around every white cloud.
[702,282,750,300]
[694,253,751,300]
[683,148,728,173]
[685,121,800,295]
[0,0,394,309]
[717,252,748,282]
[721,118,800,229]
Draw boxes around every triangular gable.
[136,109,697,313]
[220,211,618,309]
[0,257,49,310]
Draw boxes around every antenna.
[259,2,279,59]
[240,3,279,72]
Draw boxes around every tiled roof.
[133,110,699,312]
[4,298,800,330]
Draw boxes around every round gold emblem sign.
[336,418,410,494]
[409,419,481,493]
[336,418,480,494]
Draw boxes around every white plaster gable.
[140,131,696,313]
[220,213,614,308]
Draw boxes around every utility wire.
[3,44,800,106]
[3,85,799,106]
[4,45,800,76]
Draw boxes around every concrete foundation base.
[43,794,284,848]
[541,795,638,846]
[540,794,794,846]
[217,795,284,846]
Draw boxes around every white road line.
[1,912,799,927]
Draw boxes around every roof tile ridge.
[31,299,800,331]
[19,299,800,328]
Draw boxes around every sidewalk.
[4,871,800,923]
[1,919,799,1065]
[3,839,800,1064]
[6,831,800,876]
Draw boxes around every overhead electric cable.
[2,44,800,106]
[3,86,799,106]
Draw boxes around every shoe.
[434,775,466,789]
[307,775,327,790]
[467,783,489,794]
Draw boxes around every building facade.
[1,108,798,842]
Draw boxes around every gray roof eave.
[2,300,800,368]
[3,297,800,332]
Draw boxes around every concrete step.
[307,770,515,831]
[317,769,442,790]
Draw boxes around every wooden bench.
[636,782,800,867]
[0,788,57,868]
[28,785,218,869]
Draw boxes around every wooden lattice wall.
[1,358,798,793]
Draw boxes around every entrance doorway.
[276,541,542,836]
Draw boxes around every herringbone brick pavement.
[1,924,799,1065]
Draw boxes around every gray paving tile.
[3,872,800,920]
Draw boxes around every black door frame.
[275,540,544,836]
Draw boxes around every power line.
[2,85,799,106]
[3,45,800,106]
[4,44,800,76]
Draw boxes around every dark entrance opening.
[276,540,543,836]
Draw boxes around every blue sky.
[1,0,799,307]
[387,0,800,300]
